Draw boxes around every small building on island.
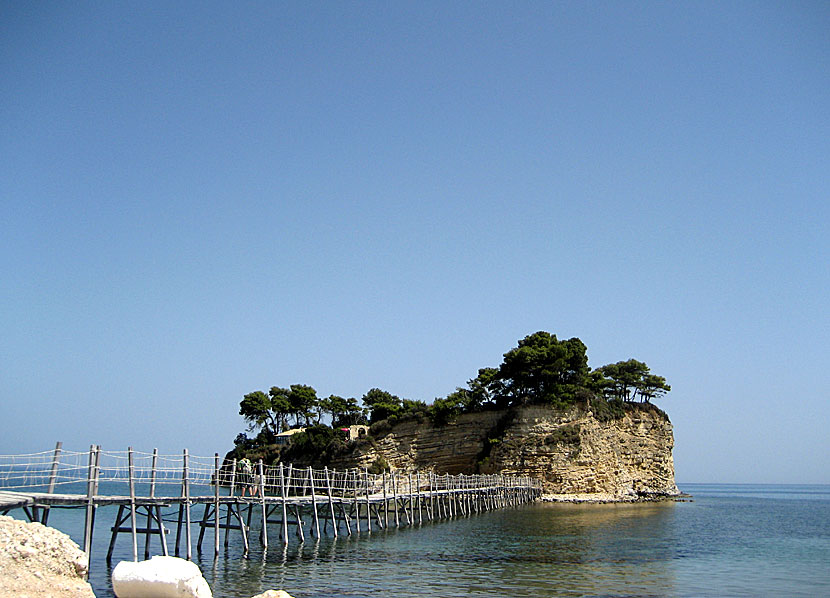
[340,425,369,442]
[274,427,306,446]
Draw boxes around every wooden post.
[236,459,249,555]
[213,453,220,557]
[290,466,305,542]
[224,459,236,548]
[403,473,411,526]
[183,449,192,560]
[353,470,360,533]
[461,474,470,515]
[339,470,351,535]
[382,472,388,528]
[197,501,210,550]
[324,467,337,538]
[144,452,153,558]
[146,448,167,558]
[288,466,304,541]
[428,473,434,520]
[175,507,183,556]
[364,467,371,534]
[258,460,268,548]
[128,447,138,561]
[279,463,287,545]
[82,445,96,568]
[392,471,400,527]
[416,472,422,525]
[447,474,453,517]
[39,441,62,524]
[309,467,320,538]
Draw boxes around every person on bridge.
[239,458,255,497]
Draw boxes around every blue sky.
[2,2,828,484]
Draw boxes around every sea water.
[15,484,830,597]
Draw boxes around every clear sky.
[2,2,828,484]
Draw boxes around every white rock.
[112,555,212,598]
[250,591,295,598]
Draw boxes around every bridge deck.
[0,487,490,508]
[0,490,33,510]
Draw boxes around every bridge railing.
[0,443,543,499]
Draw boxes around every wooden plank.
[0,491,34,510]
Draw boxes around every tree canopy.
[592,359,671,403]
[498,332,589,404]
[361,388,403,423]
[233,330,672,462]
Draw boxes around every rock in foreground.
[0,514,95,598]
[112,555,212,598]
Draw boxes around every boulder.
[112,555,212,598]
[0,515,95,598]
[250,592,295,598]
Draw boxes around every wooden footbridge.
[1,443,541,570]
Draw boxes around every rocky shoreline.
[540,492,692,504]
[0,515,95,598]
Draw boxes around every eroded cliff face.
[331,404,678,497]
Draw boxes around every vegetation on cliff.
[229,331,671,466]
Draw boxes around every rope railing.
[0,444,543,497]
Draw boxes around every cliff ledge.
[332,403,678,498]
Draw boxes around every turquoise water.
[15,484,830,597]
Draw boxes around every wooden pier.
[1,443,542,572]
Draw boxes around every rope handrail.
[0,445,543,495]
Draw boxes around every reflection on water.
[23,487,830,597]
[189,502,679,598]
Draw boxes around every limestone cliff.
[331,403,678,498]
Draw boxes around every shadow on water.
[188,502,680,598]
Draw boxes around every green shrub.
[590,397,627,422]
[368,456,390,474]
[369,419,393,437]
[544,424,581,445]
[280,425,345,466]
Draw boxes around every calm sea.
[17,483,830,597]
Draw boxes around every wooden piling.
[259,460,268,548]
[416,472,422,525]
[364,467,371,534]
[309,467,320,538]
[128,448,138,562]
[382,472,389,527]
[391,471,398,527]
[224,459,236,548]
[38,441,62,525]
[82,445,98,569]
[324,467,337,538]
[279,463,287,545]
[183,449,192,560]
[213,454,220,557]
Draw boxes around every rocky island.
[229,331,678,501]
